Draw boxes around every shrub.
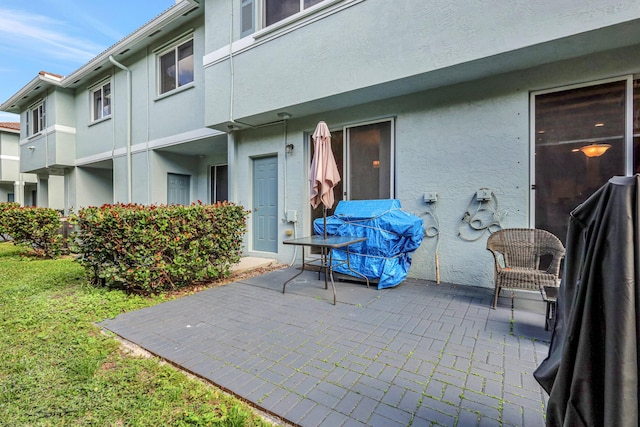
[73,202,248,293]
[2,206,63,258]
[0,202,20,240]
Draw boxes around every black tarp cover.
[534,175,640,426]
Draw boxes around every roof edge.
[61,0,200,89]
[0,72,64,113]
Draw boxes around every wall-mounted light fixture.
[28,146,35,151]
[372,160,380,168]
[285,144,294,155]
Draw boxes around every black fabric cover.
[534,175,640,426]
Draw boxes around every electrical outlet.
[286,210,298,223]
[476,189,492,201]
[424,192,438,203]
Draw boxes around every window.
[91,82,111,121]
[26,101,45,136]
[7,194,14,203]
[158,39,194,95]
[264,0,324,27]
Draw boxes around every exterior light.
[579,143,611,157]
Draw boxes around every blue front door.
[253,156,278,252]
[167,173,190,205]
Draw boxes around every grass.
[0,242,275,427]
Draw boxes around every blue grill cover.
[313,199,423,289]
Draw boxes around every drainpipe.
[109,55,132,203]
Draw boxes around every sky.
[0,0,176,123]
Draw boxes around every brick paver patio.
[100,267,551,426]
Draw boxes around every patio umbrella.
[309,121,341,238]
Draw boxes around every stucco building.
[3,0,640,288]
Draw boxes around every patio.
[99,266,551,426]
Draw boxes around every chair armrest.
[487,248,506,269]
[545,252,564,276]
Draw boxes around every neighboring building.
[4,0,640,289]
[0,0,223,213]
[0,122,43,206]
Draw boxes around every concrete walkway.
[99,266,552,426]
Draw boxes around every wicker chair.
[486,228,565,309]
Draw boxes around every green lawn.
[0,242,274,427]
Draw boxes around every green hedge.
[0,202,20,240]
[73,202,248,294]
[0,203,63,258]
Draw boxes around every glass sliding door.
[210,164,228,203]
[346,121,393,200]
[534,80,626,242]
[309,119,394,234]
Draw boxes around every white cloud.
[0,8,106,65]
[0,111,20,123]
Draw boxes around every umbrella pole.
[323,206,327,239]
[323,206,328,285]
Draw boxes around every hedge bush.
[73,202,248,294]
[0,202,20,240]
[0,204,63,258]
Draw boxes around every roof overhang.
[0,72,63,114]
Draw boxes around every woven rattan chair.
[486,228,565,309]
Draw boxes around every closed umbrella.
[534,175,640,426]
[309,121,341,238]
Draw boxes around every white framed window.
[91,81,111,122]
[263,0,324,27]
[158,39,194,95]
[239,0,331,36]
[26,100,45,136]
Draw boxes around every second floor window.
[264,0,324,27]
[241,0,334,37]
[26,101,45,136]
[92,82,111,121]
[158,39,194,95]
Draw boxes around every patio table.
[283,235,368,304]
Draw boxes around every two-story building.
[0,0,226,213]
[201,0,640,288]
[0,122,50,207]
[4,0,640,289]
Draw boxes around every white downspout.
[109,55,132,203]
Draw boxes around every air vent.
[94,66,102,71]
[183,7,198,17]
[119,48,130,55]
[148,30,161,37]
